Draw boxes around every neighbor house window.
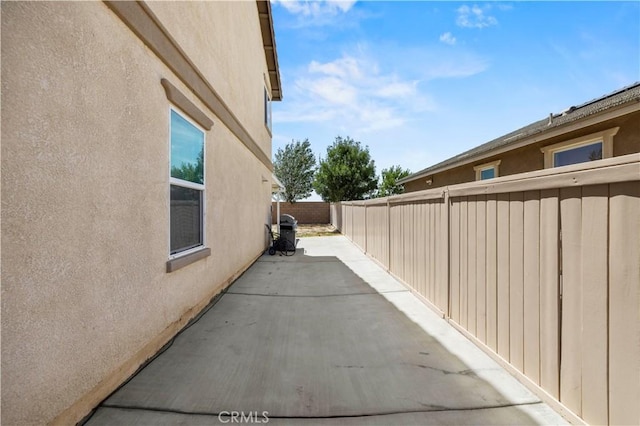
[264,87,272,133]
[474,160,501,181]
[170,108,205,256]
[541,127,619,168]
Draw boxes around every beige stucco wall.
[1,2,273,424]
[147,1,274,157]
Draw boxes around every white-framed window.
[264,87,272,133]
[541,127,619,168]
[169,107,205,257]
[474,160,501,181]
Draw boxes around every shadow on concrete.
[84,241,564,425]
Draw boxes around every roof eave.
[399,96,640,185]
[257,1,282,101]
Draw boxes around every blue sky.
[270,1,639,199]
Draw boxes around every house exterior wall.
[1,2,274,425]
[146,1,273,157]
[404,110,640,192]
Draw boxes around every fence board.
[560,186,583,416]
[523,191,541,384]
[350,204,354,238]
[468,197,477,335]
[402,204,408,285]
[403,204,413,287]
[364,206,371,255]
[376,206,389,269]
[342,204,347,237]
[353,206,366,250]
[432,202,439,306]
[608,181,640,426]
[416,204,422,294]
[384,205,390,269]
[383,205,390,269]
[364,205,369,253]
[421,202,428,301]
[450,200,461,322]
[439,199,449,314]
[539,189,560,399]
[580,184,609,426]
[460,198,469,329]
[365,207,374,259]
[509,192,525,373]
[429,201,437,303]
[367,205,386,267]
[422,203,430,300]
[410,204,418,293]
[476,196,487,343]
[389,206,402,278]
[410,204,417,294]
[497,193,510,360]
[345,204,353,239]
[415,203,425,297]
[486,195,498,351]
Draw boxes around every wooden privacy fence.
[331,154,640,425]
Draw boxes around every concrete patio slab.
[85,236,568,425]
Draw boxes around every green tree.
[171,148,204,184]
[377,165,411,197]
[273,139,317,203]
[314,136,377,202]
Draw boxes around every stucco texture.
[1,2,272,424]
[147,1,273,158]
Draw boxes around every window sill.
[166,247,211,273]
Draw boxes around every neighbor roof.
[399,82,640,184]
[257,0,282,101]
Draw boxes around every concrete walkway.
[86,236,568,425]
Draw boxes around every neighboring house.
[1,2,281,424]
[399,83,640,192]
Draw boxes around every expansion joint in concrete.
[225,290,409,298]
[99,401,546,419]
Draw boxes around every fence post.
[364,203,368,254]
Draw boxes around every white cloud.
[439,32,457,45]
[273,51,434,133]
[273,41,491,136]
[383,44,489,80]
[300,75,359,105]
[309,57,363,80]
[272,0,377,34]
[274,107,337,123]
[423,57,488,79]
[456,4,498,29]
[275,0,356,16]
[375,81,418,98]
